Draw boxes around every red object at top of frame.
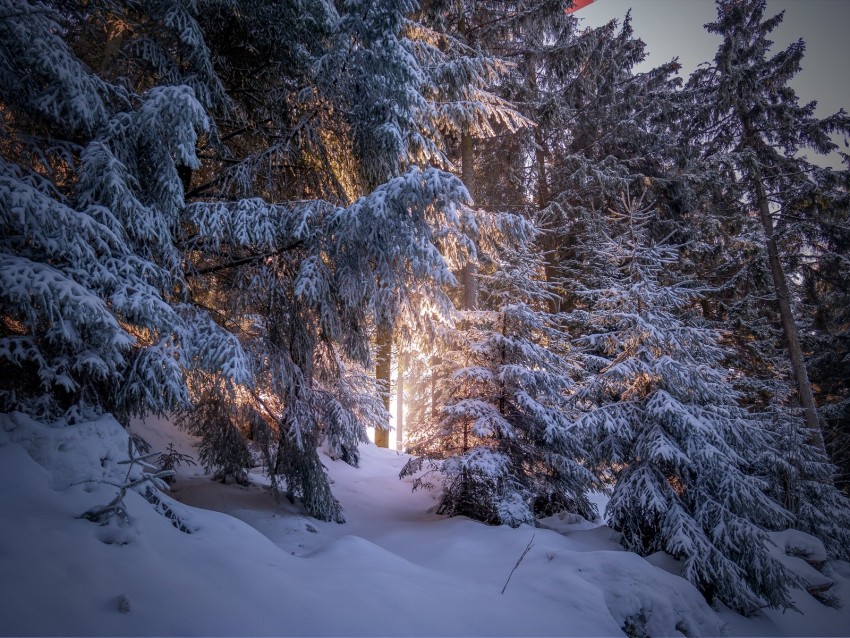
[566,0,597,13]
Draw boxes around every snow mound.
[1,412,140,490]
[2,412,849,636]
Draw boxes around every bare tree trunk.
[527,62,560,315]
[459,132,476,455]
[748,157,826,455]
[460,130,478,310]
[430,354,440,421]
[375,323,392,448]
[98,21,125,75]
[533,129,550,211]
[396,349,404,451]
[535,128,561,315]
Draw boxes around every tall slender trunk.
[499,312,507,418]
[527,62,560,314]
[751,172,825,452]
[458,132,475,455]
[535,129,561,314]
[430,354,440,421]
[457,5,478,312]
[98,21,125,75]
[741,120,825,456]
[534,129,550,212]
[460,130,478,310]
[375,323,392,448]
[396,350,405,451]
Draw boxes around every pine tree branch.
[188,241,304,277]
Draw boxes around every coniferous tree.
[681,0,850,556]
[748,379,850,561]
[793,186,850,489]
[176,0,517,518]
[570,191,795,612]
[520,15,677,316]
[0,0,249,423]
[685,0,850,454]
[403,213,598,526]
[1,0,503,523]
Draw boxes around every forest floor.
[1,412,849,636]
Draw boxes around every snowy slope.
[1,412,848,636]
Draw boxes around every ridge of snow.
[1,413,848,636]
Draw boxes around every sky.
[576,0,850,167]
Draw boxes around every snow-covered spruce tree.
[0,0,249,423]
[682,201,850,562]
[443,4,682,316]
[682,0,850,559]
[174,0,491,520]
[403,213,598,527]
[697,241,850,564]
[685,0,850,456]
[321,0,535,448]
[184,166,473,521]
[570,192,795,612]
[0,0,507,524]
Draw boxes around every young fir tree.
[570,191,795,612]
[403,213,598,527]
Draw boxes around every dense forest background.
[2,0,850,614]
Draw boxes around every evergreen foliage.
[684,0,850,449]
[570,192,795,612]
[683,0,850,558]
[0,0,245,422]
[752,382,850,561]
[184,166,473,521]
[404,213,598,527]
[0,0,484,521]
[172,0,508,519]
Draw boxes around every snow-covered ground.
[1,412,848,636]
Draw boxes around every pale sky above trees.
[580,0,850,168]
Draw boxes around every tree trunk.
[396,349,405,451]
[375,323,392,448]
[750,162,826,455]
[460,130,478,310]
[430,354,440,421]
[178,165,193,196]
[458,131,476,455]
[528,62,561,315]
[98,21,125,75]
[535,129,561,315]
[455,3,478,312]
